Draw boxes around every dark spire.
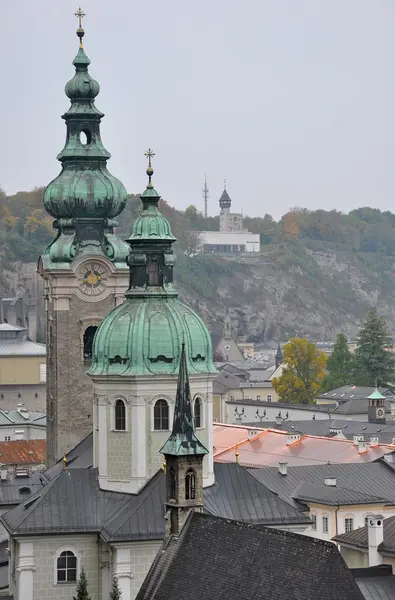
[160,343,208,457]
[219,186,232,209]
[275,343,283,370]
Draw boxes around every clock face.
[78,263,108,296]
[377,408,385,418]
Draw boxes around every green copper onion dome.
[89,152,216,377]
[41,16,129,268]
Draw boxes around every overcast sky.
[1,1,395,219]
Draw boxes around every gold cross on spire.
[75,7,85,29]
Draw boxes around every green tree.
[272,337,327,404]
[321,333,354,392]
[354,309,395,387]
[73,568,91,600]
[109,576,122,599]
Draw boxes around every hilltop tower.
[38,12,129,465]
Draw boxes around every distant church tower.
[161,342,208,536]
[88,154,217,492]
[38,15,129,466]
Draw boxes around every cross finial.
[75,7,85,28]
[75,7,86,47]
[144,148,155,188]
[223,178,227,190]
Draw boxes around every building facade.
[196,187,260,254]
[37,25,130,465]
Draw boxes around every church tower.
[161,342,208,537]
[88,153,217,493]
[38,12,129,466]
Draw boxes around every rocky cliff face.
[176,244,395,342]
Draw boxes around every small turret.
[275,344,283,370]
[160,343,208,536]
[367,386,386,424]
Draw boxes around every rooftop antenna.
[202,174,209,219]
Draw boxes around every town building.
[37,20,130,465]
[0,409,45,442]
[251,460,395,541]
[196,187,260,254]
[0,324,46,413]
[136,512,364,600]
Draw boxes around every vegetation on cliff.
[3,186,395,340]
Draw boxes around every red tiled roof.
[0,439,46,465]
[213,424,392,468]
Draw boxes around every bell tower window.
[83,326,98,360]
[168,466,176,500]
[147,259,160,286]
[194,397,202,429]
[114,399,126,431]
[185,468,196,500]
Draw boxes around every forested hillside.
[2,185,395,341]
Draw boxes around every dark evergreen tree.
[109,576,122,599]
[73,568,91,600]
[321,333,354,391]
[354,309,395,388]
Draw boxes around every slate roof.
[245,419,337,437]
[353,566,395,600]
[0,341,46,356]
[226,399,334,411]
[0,440,46,466]
[45,432,93,480]
[1,463,310,539]
[331,399,391,416]
[136,512,365,600]
[250,461,395,510]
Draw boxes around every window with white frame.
[345,518,354,533]
[256,395,261,401]
[194,397,202,429]
[311,514,317,530]
[154,399,169,430]
[266,394,272,402]
[322,516,329,533]
[57,550,77,583]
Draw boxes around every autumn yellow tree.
[272,338,327,404]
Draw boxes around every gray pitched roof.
[203,463,310,525]
[334,515,395,554]
[0,471,47,507]
[44,432,93,480]
[250,460,395,510]
[317,386,394,402]
[227,399,334,411]
[136,512,365,600]
[331,399,391,415]
[292,481,388,506]
[1,462,311,539]
[353,566,395,600]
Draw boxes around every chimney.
[275,416,282,427]
[370,436,379,448]
[353,434,364,446]
[287,432,301,446]
[367,515,384,566]
[358,439,367,454]
[278,462,288,476]
[0,470,7,481]
[384,453,394,464]
[324,476,336,487]
[248,429,259,439]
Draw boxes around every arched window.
[83,326,98,360]
[185,468,196,500]
[57,551,77,583]
[114,399,126,431]
[194,397,202,429]
[147,259,160,286]
[154,399,169,430]
[168,466,176,500]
